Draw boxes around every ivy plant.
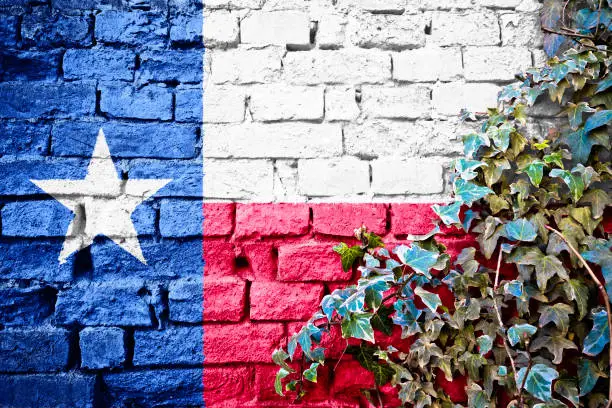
[273,1,612,407]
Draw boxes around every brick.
[80,327,126,369]
[100,84,173,120]
[464,47,532,81]
[432,82,500,116]
[278,243,350,281]
[0,50,61,81]
[273,159,302,201]
[312,203,387,236]
[431,11,500,46]
[391,203,439,235]
[241,11,310,48]
[318,13,346,49]
[284,49,391,84]
[63,49,135,81]
[251,282,323,320]
[104,369,202,407]
[298,157,370,196]
[500,13,543,47]
[95,11,167,47]
[203,85,245,123]
[0,374,96,408]
[203,10,239,48]
[0,16,18,47]
[204,159,273,199]
[52,122,197,158]
[371,158,444,195]
[348,13,425,50]
[55,280,153,326]
[139,51,202,83]
[0,328,70,372]
[343,0,406,13]
[0,121,49,156]
[204,322,283,362]
[249,85,324,121]
[235,203,309,238]
[362,86,431,119]
[21,11,92,48]
[205,366,254,407]
[332,360,375,395]
[0,286,56,327]
[0,82,95,119]
[133,327,203,366]
[168,277,203,323]
[176,86,203,122]
[344,120,421,157]
[204,241,236,277]
[170,14,203,44]
[204,202,234,236]
[325,86,360,121]
[1,201,71,237]
[204,277,246,321]
[0,157,88,196]
[160,199,203,237]
[206,123,342,158]
[393,47,462,82]
[0,240,72,282]
[209,47,283,84]
[240,242,277,281]
[476,0,522,7]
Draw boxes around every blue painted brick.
[0,240,73,282]
[51,0,99,9]
[175,87,202,123]
[21,11,92,48]
[170,14,202,44]
[131,202,157,236]
[128,159,203,197]
[169,0,202,15]
[0,286,56,326]
[52,121,198,159]
[139,51,202,83]
[168,277,202,323]
[63,49,135,81]
[133,327,202,366]
[55,279,153,326]
[0,328,70,372]
[100,84,173,120]
[160,199,202,237]
[0,158,87,196]
[0,82,96,119]
[80,327,126,369]
[91,238,202,278]
[0,121,50,156]
[2,201,71,237]
[0,373,96,408]
[103,369,202,407]
[0,50,61,81]
[95,11,167,47]
[0,16,19,47]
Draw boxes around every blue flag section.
[0,0,204,406]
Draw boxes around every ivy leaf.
[371,305,393,336]
[460,352,487,381]
[477,334,493,356]
[554,379,579,408]
[414,287,442,313]
[432,201,463,225]
[584,110,612,134]
[394,244,439,278]
[579,189,610,218]
[530,334,578,364]
[272,349,294,371]
[455,159,486,181]
[349,344,395,386]
[517,364,559,402]
[275,368,291,396]
[393,299,422,337]
[341,313,375,343]
[508,323,537,346]
[582,240,612,299]
[467,383,489,408]
[504,219,538,242]
[578,359,601,396]
[566,102,595,129]
[454,178,494,206]
[596,76,612,93]
[303,362,319,383]
[583,307,610,356]
[463,133,490,158]
[333,243,363,272]
[550,168,585,202]
[507,247,568,291]
[504,280,524,297]
[563,279,589,320]
[463,209,477,232]
[538,303,574,335]
[570,206,600,235]
[522,160,546,187]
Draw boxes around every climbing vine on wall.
[273,1,612,407]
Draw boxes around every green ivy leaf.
[582,239,612,300]
[394,244,439,278]
[349,344,395,386]
[275,368,291,396]
[504,280,524,297]
[463,133,490,158]
[341,313,375,343]
[432,201,462,225]
[517,364,559,402]
[467,383,490,408]
[371,305,394,336]
[454,178,494,205]
[530,334,578,364]
[414,287,442,313]
[563,279,589,320]
[477,334,493,356]
[583,307,610,356]
[508,323,537,346]
[522,160,546,187]
[272,349,293,371]
[303,362,319,383]
[460,352,487,381]
[579,188,610,219]
[504,219,538,242]
[538,303,574,335]
[584,110,612,134]
[578,359,602,396]
[455,159,487,181]
[554,379,579,407]
[507,247,568,291]
[333,243,363,272]
[550,168,585,202]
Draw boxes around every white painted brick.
[341,0,407,13]
[420,0,472,9]
[203,11,239,48]
[298,157,370,196]
[361,86,431,119]
[431,11,500,46]
[500,13,543,47]
[273,160,304,201]
[325,86,360,121]
[475,0,521,7]
[532,49,548,67]
[241,11,311,48]
[348,13,426,50]
[263,0,333,11]
[371,157,444,194]
[283,49,391,85]
[204,159,274,199]
[203,85,245,123]
[317,14,346,49]
[205,0,264,9]
[463,47,532,81]
[432,82,500,116]
[205,123,342,158]
[209,48,283,84]
[516,0,542,12]
[393,47,462,82]
[249,85,324,121]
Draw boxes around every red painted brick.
[250,282,324,321]
[204,322,284,363]
[278,243,350,282]
[204,241,236,277]
[239,242,277,281]
[204,365,255,406]
[332,359,375,397]
[391,203,438,236]
[312,203,387,236]
[204,277,246,322]
[204,202,235,237]
[235,203,310,239]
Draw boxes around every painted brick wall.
[0,0,203,406]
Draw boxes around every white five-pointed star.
[31,129,171,265]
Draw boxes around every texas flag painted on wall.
[0,0,520,406]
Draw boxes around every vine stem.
[545,225,612,408]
